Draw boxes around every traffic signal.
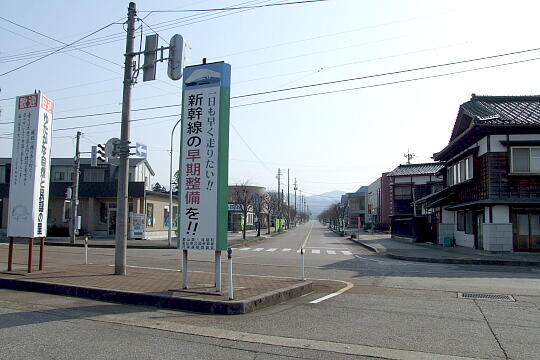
[143,34,158,82]
[97,144,107,163]
[167,34,184,81]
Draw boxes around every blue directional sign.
[136,142,147,158]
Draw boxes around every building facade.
[420,95,540,252]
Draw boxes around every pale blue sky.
[1,0,540,196]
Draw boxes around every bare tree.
[262,192,280,234]
[231,181,255,240]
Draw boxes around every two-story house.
[388,163,444,241]
[419,94,540,252]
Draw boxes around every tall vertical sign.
[179,62,231,251]
[8,92,54,238]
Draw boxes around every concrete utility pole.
[69,131,81,244]
[287,169,290,229]
[276,169,281,219]
[294,178,297,225]
[115,1,136,275]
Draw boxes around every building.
[341,186,367,228]
[365,173,392,230]
[227,185,267,231]
[0,157,178,239]
[419,94,540,252]
[388,162,444,241]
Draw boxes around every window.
[54,172,65,181]
[146,203,154,227]
[394,185,412,200]
[173,206,178,227]
[511,147,540,173]
[457,211,465,231]
[447,155,473,186]
[163,206,170,227]
[99,202,107,223]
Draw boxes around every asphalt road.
[1,221,540,359]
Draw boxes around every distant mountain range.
[305,190,346,218]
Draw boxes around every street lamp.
[168,117,182,247]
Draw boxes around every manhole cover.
[458,292,515,301]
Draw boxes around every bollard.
[227,248,233,300]
[215,250,222,293]
[182,249,188,289]
[300,247,305,281]
[84,236,88,265]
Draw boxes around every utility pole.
[404,148,415,165]
[69,131,81,244]
[276,169,281,219]
[115,2,136,275]
[287,169,290,229]
[294,178,297,226]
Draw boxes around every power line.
[0,16,123,68]
[139,0,329,13]
[0,21,122,77]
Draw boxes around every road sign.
[136,142,147,158]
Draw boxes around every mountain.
[305,190,346,218]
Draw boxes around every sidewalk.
[0,229,276,250]
[352,234,540,266]
[0,264,312,315]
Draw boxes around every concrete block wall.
[482,223,513,252]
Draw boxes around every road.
[1,221,540,359]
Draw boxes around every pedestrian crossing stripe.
[234,247,353,256]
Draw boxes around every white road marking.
[310,280,354,304]
[341,251,352,255]
[239,248,251,251]
[266,248,277,252]
[253,248,264,252]
[311,249,320,254]
[282,248,291,252]
[327,250,336,255]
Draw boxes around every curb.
[0,277,312,315]
[347,238,379,254]
[385,253,540,267]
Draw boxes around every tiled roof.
[463,94,540,126]
[388,162,444,177]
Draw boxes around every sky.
[1,0,540,198]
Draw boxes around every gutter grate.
[458,292,515,302]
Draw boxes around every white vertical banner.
[7,92,54,238]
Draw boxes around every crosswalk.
[235,247,354,256]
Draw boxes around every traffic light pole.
[115,2,136,275]
[69,131,81,244]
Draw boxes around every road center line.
[309,281,353,304]
[301,221,314,249]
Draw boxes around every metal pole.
[70,131,81,244]
[115,2,136,275]
[227,248,233,300]
[7,237,13,271]
[215,250,222,292]
[39,237,44,271]
[294,178,297,226]
[300,247,305,280]
[182,249,188,289]
[168,117,182,247]
[84,236,88,265]
[28,238,33,273]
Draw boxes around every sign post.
[179,61,231,291]
[7,92,54,272]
